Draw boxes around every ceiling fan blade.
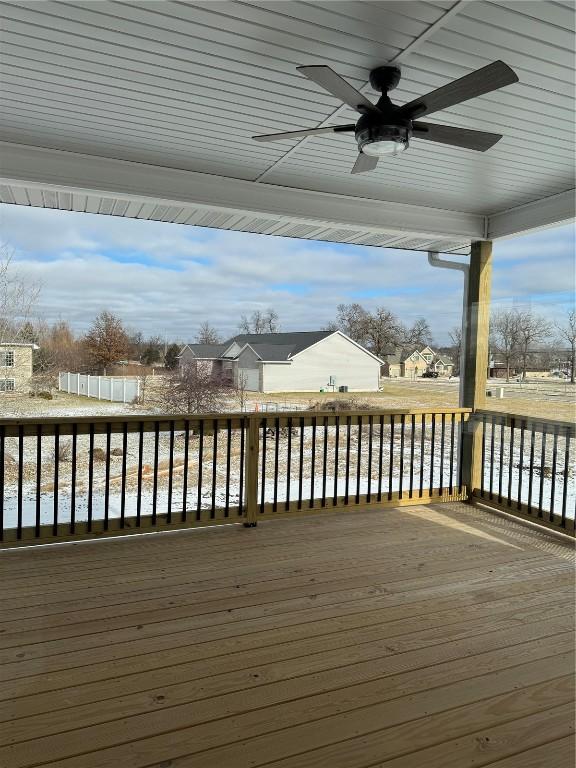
[253,124,355,142]
[398,61,518,119]
[412,122,502,151]
[351,152,378,174]
[297,65,379,114]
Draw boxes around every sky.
[0,203,574,346]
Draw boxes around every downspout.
[427,251,470,407]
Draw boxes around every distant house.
[0,342,38,394]
[383,345,454,378]
[178,331,383,392]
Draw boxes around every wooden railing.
[471,410,575,535]
[0,408,469,547]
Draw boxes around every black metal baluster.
[310,417,317,508]
[17,425,23,539]
[260,418,267,515]
[53,424,60,536]
[419,414,426,498]
[367,415,373,503]
[333,416,340,505]
[273,416,280,513]
[196,420,204,521]
[120,422,128,528]
[182,420,189,521]
[398,415,405,499]
[211,419,218,519]
[298,416,305,510]
[345,415,352,505]
[409,414,415,499]
[35,425,42,537]
[507,418,515,507]
[286,417,292,511]
[498,417,505,504]
[355,416,362,504]
[322,417,328,507]
[87,424,94,531]
[527,424,535,511]
[561,428,570,528]
[70,424,77,534]
[104,423,111,530]
[388,415,395,501]
[0,426,4,540]
[239,419,245,516]
[377,415,384,502]
[489,414,495,500]
[517,420,526,511]
[439,413,446,494]
[549,426,558,523]
[136,421,143,526]
[152,421,160,525]
[538,427,547,518]
[429,414,436,494]
[449,414,455,496]
[167,420,174,524]
[225,418,232,518]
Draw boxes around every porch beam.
[487,189,575,239]
[0,142,484,241]
[460,240,493,494]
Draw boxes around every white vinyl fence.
[59,372,141,403]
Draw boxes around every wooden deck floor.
[0,503,574,768]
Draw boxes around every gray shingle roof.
[180,343,226,358]
[225,331,333,360]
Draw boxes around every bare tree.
[83,310,132,374]
[196,322,222,344]
[156,361,231,413]
[239,308,280,334]
[235,371,250,412]
[491,310,520,382]
[362,307,404,359]
[403,317,433,348]
[331,303,432,359]
[515,309,552,380]
[556,309,576,384]
[448,326,462,376]
[0,243,41,344]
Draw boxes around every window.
[0,378,15,392]
[0,350,15,367]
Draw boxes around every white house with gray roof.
[178,331,382,393]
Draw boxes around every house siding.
[236,347,261,391]
[0,345,34,394]
[262,333,380,392]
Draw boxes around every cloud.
[0,204,573,344]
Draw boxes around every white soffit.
[0,0,574,245]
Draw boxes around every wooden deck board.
[0,502,573,768]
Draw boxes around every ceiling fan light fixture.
[356,123,410,157]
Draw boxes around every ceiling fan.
[253,61,518,174]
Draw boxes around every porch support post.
[244,414,260,527]
[461,240,493,496]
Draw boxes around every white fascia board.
[487,189,575,240]
[0,142,483,240]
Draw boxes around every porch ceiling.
[0,1,574,251]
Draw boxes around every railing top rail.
[475,409,575,436]
[0,406,473,429]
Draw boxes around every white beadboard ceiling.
[0,0,574,250]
